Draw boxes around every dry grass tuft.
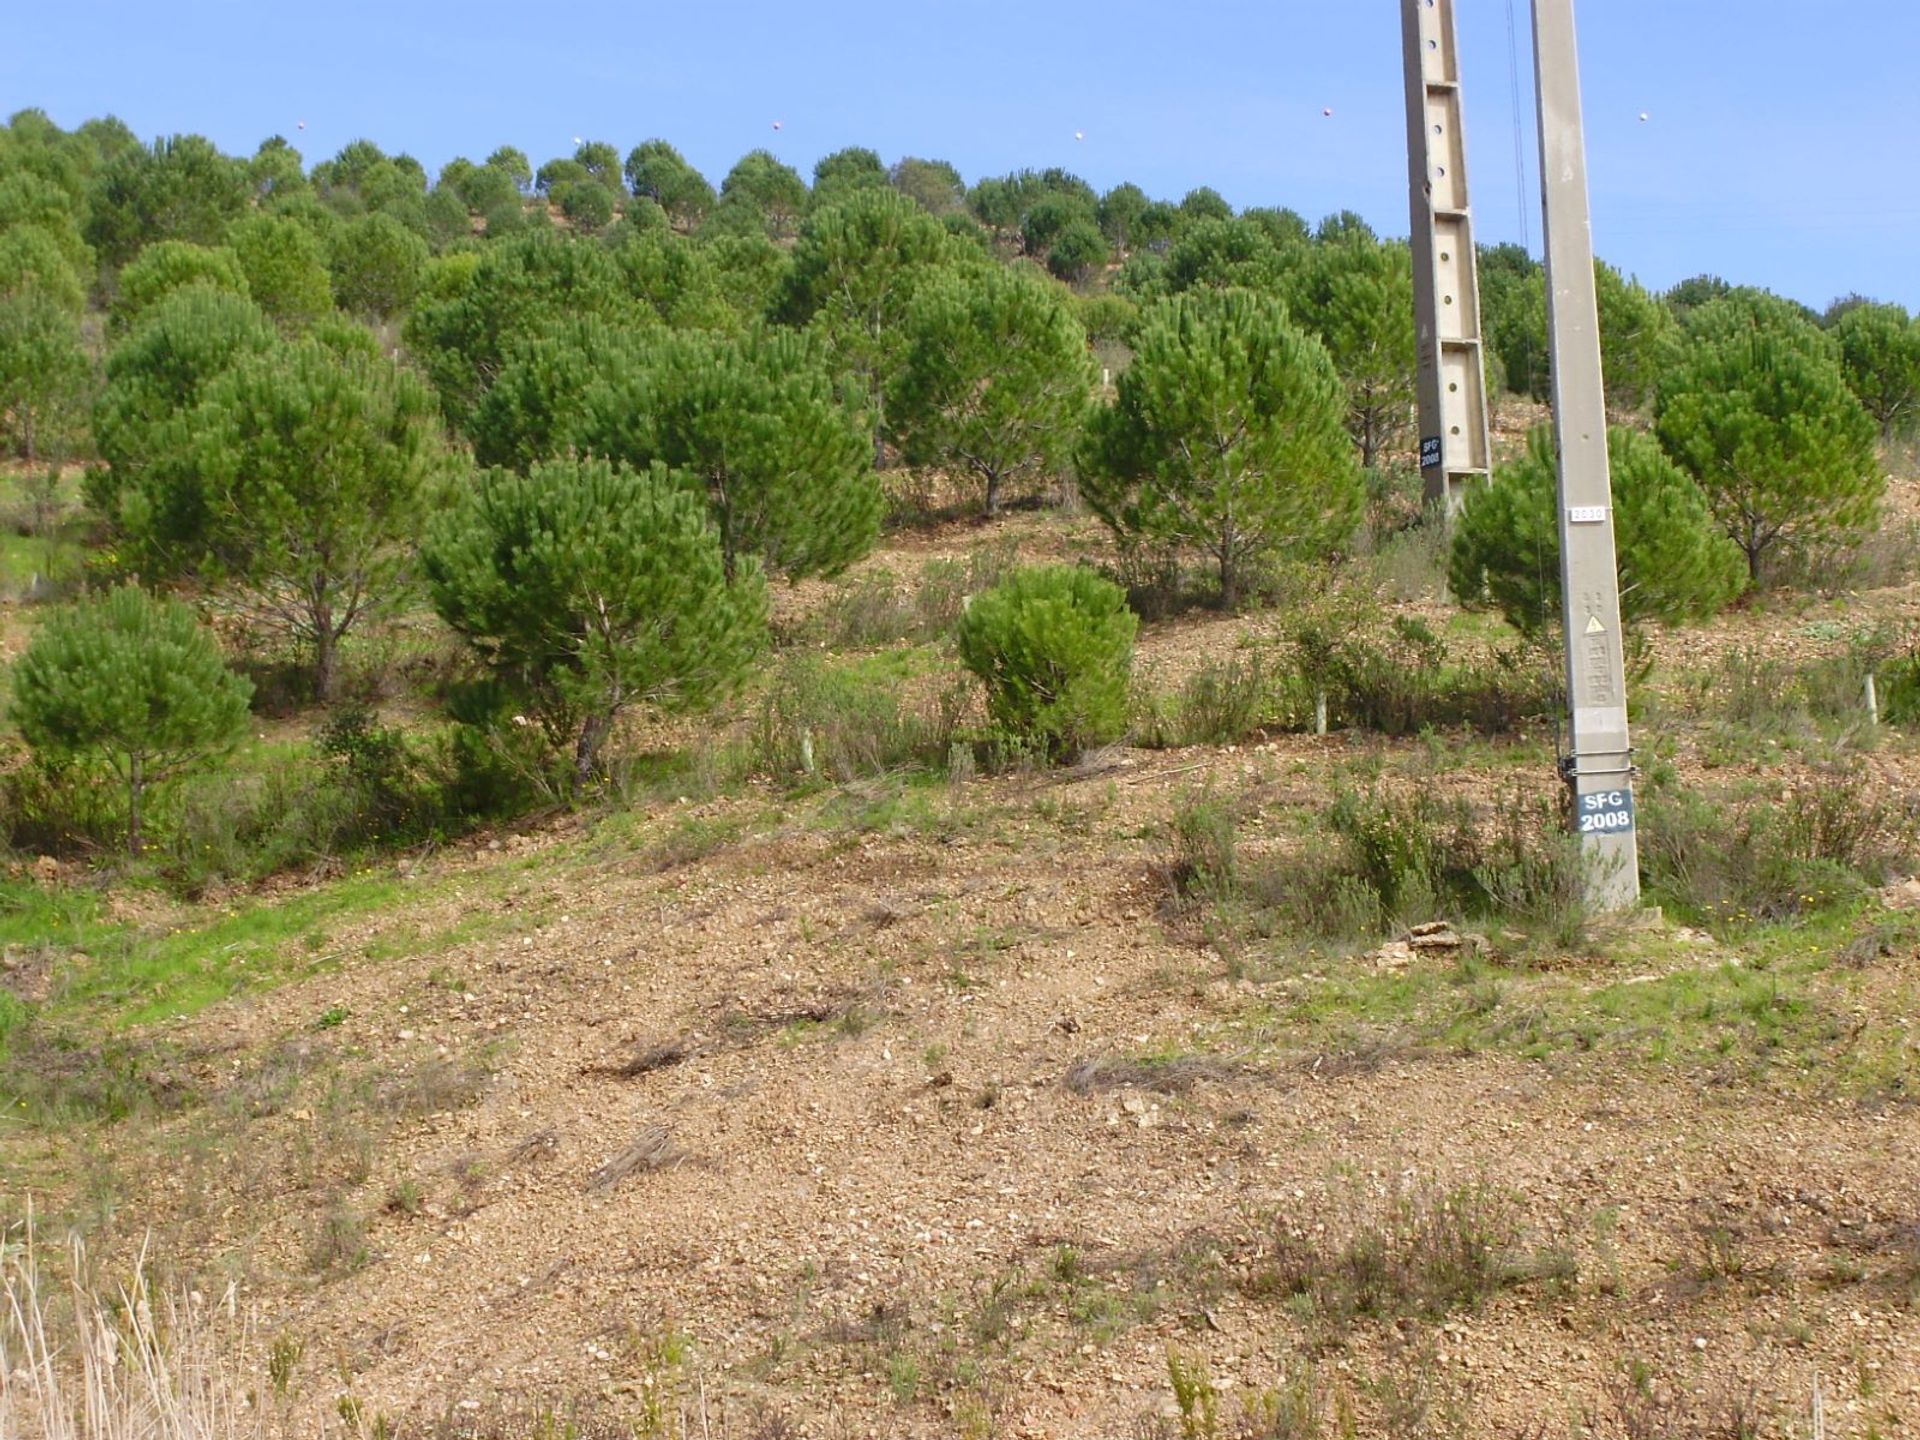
[503,1127,561,1167]
[586,1124,684,1193]
[1064,1053,1247,1096]
[1,1219,262,1440]
[590,1035,701,1078]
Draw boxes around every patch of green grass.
[1219,906,1906,1099]
[56,873,410,1025]
[0,878,116,956]
[0,851,537,1125]
[816,772,977,840]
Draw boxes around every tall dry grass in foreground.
[1,1220,260,1440]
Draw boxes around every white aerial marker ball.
[1322,107,1334,118]
[1074,130,1085,141]
[297,120,307,130]
[772,120,783,131]
[1639,112,1650,122]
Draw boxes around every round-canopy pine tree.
[11,584,252,854]
[423,457,768,783]
[1080,288,1362,608]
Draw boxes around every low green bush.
[1165,783,1589,947]
[1683,642,1884,740]
[749,654,968,785]
[955,565,1138,761]
[9,585,253,856]
[1639,767,1911,932]
[1167,788,1238,903]
[1290,613,1558,739]
[1249,1181,1540,1324]
[440,678,569,819]
[1450,425,1746,637]
[800,546,1020,651]
[1135,655,1295,749]
[1877,644,1920,726]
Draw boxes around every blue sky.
[5,1,1916,310]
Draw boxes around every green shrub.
[1,750,124,855]
[1168,789,1238,903]
[316,706,448,847]
[800,546,1020,650]
[1681,642,1885,744]
[1638,769,1909,932]
[154,726,472,896]
[1136,655,1292,749]
[954,565,1138,760]
[9,585,253,855]
[1288,612,1557,738]
[1250,1182,1543,1325]
[1166,784,1588,948]
[750,655,968,785]
[1450,425,1746,636]
[1325,786,1484,928]
[436,680,568,819]
[159,752,361,893]
[1878,645,1920,726]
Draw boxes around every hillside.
[6,481,1919,1440]
[5,107,1920,1440]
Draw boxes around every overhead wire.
[1505,0,1532,256]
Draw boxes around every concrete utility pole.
[1532,0,1641,910]
[1401,0,1494,514]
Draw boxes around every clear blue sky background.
[5,2,1916,310]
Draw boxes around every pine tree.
[622,141,714,232]
[578,328,882,581]
[891,265,1095,516]
[1833,302,1920,443]
[1450,426,1747,636]
[0,286,91,464]
[88,286,281,551]
[184,339,453,699]
[0,225,87,314]
[469,316,646,472]
[1655,327,1882,582]
[109,240,250,333]
[423,457,766,782]
[402,230,649,432]
[1287,233,1418,468]
[10,585,252,854]
[328,212,429,320]
[1080,289,1362,609]
[716,150,810,240]
[777,188,959,454]
[227,214,334,327]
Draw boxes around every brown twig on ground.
[586,1125,683,1192]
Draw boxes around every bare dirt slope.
[52,748,1918,1440]
[10,482,1920,1439]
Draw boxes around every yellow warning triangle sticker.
[1585,615,1606,635]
